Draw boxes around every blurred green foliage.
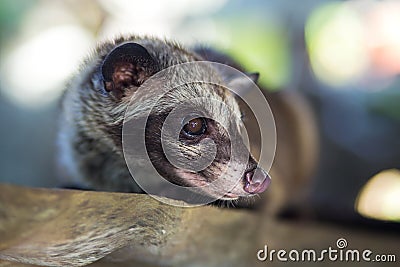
[216,16,291,91]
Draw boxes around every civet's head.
[82,37,271,202]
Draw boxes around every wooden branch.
[1,183,399,267]
[0,184,258,267]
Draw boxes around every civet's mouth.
[174,165,271,201]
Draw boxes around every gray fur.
[57,35,261,200]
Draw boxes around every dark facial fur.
[57,35,270,202]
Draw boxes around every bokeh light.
[306,0,400,90]
[367,0,400,76]
[0,25,93,107]
[305,2,368,87]
[355,169,400,222]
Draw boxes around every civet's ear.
[101,42,159,92]
[246,72,259,84]
[226,72,260,95]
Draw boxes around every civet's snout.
[244,167,271,194]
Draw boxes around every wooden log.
[0,184,258,267]
[0,183,184,266]
[1,183,399,267]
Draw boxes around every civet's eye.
[182,117,207,137]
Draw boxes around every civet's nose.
[244,168,271,194]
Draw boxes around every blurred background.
[0,0,399,227]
